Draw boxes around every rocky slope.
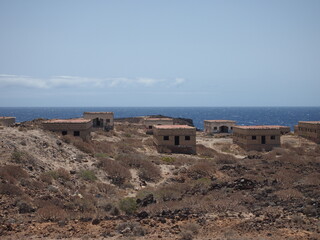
[0,122,319,240]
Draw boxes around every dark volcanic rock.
[136,194,156,207]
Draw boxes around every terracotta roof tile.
[43,118,91,124]
[298,121,320,125]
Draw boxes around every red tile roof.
[43,118,91,124]
[154,125,195,129]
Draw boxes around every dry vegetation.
[0,123,319,240]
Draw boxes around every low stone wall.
[0,117,16,127]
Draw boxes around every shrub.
[161,156,175,164]
[37,204,67,221]
[119,197,137,215]
[0,183,23,196]
[138,162,161,182]
[79,170,97,181]
[116,221,146,236]
[187,161,216,180]
[0,165,28,183]
[99,159,131,185]
[10,150,35,164]
[215,153,237,165]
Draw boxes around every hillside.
[0,122,319,240]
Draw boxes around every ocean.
[0,107,319,130]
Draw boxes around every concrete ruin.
[0,117,16,127]
[294,121,320,144]
[42,118,93,140]
[83,112,114,131]
[144,117,174,134]
[204,120,236,134]
[233,125,284,151]
[153,125,196,154]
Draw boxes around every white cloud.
[172,78,186,86]
[0,74,185,89]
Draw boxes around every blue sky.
[0,0,319,107]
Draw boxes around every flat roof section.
[43,118,91,124]
[298,121,320,125]
[145,118,173,121]
[234,125,286,130]
[204,120,236,123]
[154,125,195,129]
[83,112,113,114]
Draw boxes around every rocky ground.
[0,120,319,240]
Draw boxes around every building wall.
[204,121,236,134]
[233,128,281,151]
[144,119,174,134]
[0,117,16,127]
[83,112,114,130]
[153,128,196,154]
[43,122,93,140]
[295,122,320,144]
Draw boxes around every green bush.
[161,156,175,163]
[119,197,137,215]
[79,170,97,181]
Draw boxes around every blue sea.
[0,107,320,130]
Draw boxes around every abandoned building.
[0,117,16,127]
[144,117,174,134]
[153,125,196,154]
[42,118,93,140]
[83,112,114,131]
[204,120,236,134]
[294,121,320,144]
[233,125,284,151]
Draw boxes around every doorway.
[261,136,266,144]
[219,126,229,133]
[175,136,180,145]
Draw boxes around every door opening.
[175,136,180,145]
[261,136,266,144]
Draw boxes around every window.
[231,127,233,130]
[163,136,169,140]
[106,119,110,123]
[149,126,153,129]
[185,136,191,140]
[74,131,80,136]
[271,135,275,140]
[62,131,67,136]
[214,127,217,130]
[252,136,256,140]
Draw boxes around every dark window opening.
[62,131,67,136]
[271,135,275,140]
[106,119,110,123]
[214,127,217,130]
[175,136,180,145]
[185,136,191,140]
[231,127,233,130]
[74,131,80,136]
[149,126,152,129]
[252,136,256,140]
[261,136,266,144]
[93,118,103,127]
[163,136,169,140]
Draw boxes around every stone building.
[294,121,320,144]
[42,118,93,140]
[153,125,196,154]
[233,125,284,151]
[204,120,236,134]
[144,117,174,134]
[0,117,16,127]
[83,112,114,131]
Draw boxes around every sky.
[0,0,319,107]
